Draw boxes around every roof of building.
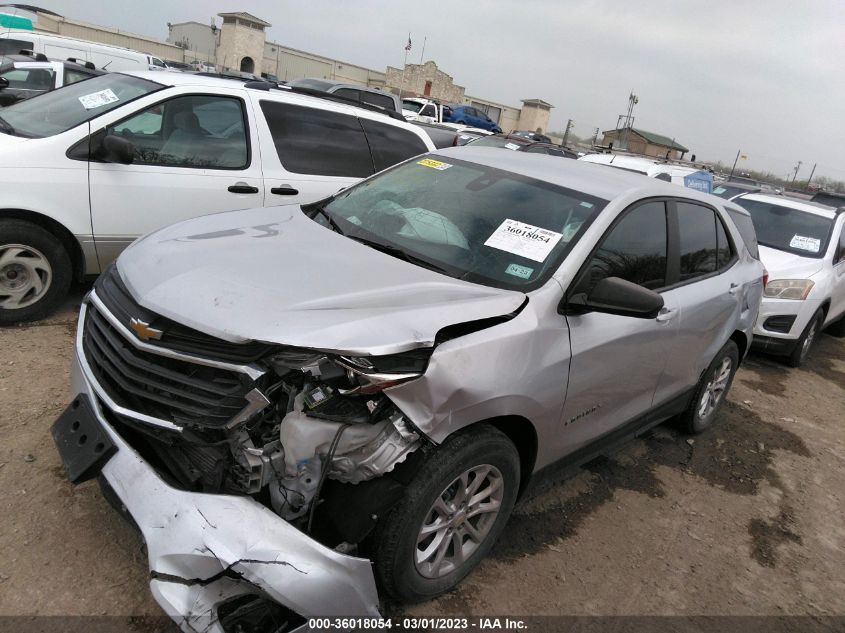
[217,11,271,27]
[603,127,689,152]
[521,98,554,109]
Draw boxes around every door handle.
[656,307,678,323]
[227,184,259,194]
[270,185,299,196]
[729,283,740,295]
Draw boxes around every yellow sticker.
[417,158,452,171]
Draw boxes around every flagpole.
[419,36,426,64]
[399,32,410,99]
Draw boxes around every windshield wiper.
[0,116,15,136]
[348,235,451,275]
[307,203,345,236]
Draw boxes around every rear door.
[561,199,680,453]
[88,88,264,265]
[252,95,374,205]
[655,200,746,404]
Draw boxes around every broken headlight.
[337,348,432,394]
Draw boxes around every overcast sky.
[29,0,845,181]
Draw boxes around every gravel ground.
[0,285,843,628]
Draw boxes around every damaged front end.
[55,268,443,630]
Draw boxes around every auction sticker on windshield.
[484,219,563,262]
[78,89,119,110]
[789,234,821,253]
[417,158,452,170]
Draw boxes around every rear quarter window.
[360,119,428,172]
[727,208,759,259]
[259,100,374,177]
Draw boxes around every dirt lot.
[0,285,843,627]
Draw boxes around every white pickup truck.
[401,97,447,123]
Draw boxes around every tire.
[0,219,72,325]
[370,425,519,602]
[786,310,823,367]
[680,340,739,434]
[824,314,845,338]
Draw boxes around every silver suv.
[53,147,764,628]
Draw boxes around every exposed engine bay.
[115,343,428,541]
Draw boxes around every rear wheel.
[370,425,519,602]
[786,310,823,367]
[0,220,72,324]
[680,340,739,434]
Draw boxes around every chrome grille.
[82,300,254,429]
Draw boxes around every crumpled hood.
[117,206,526,355]
[758,244,825,280]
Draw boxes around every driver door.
[559,200,680,455]
[88,90,264,267]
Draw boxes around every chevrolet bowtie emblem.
[129,318,163,341]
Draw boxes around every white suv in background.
[733,193,845,366]
[0,71,435,323]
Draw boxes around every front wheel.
[0,219,72,324]
[370,425,519,602]
[786,310,823,367]
[680,340,739,434]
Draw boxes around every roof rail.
[18,49,48,62]
[257,83,406,121]
[66,57,96,70]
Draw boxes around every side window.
[837,225,845,264]
[1,67,54,90]
[360,92,395,111]
[360,119,428,172]
[259,100,373,177]
[151,57,166,68]
[677,202,718,281]
[0,38,34,54]
[332,88,359,102]
[420,104,435,117]
[575,201,668,294]
[727,209,759,259]
[107,95,248,169]
[63,69,94,86]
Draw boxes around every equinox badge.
[129,318,163,341]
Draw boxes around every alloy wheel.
[698,356,733,419]
[414,464,504,579]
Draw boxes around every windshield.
[735,198,834,259]
[402,100,424,113]
[0,73,162,138]
[316,155,607,291]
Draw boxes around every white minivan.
[0,31,166,71]
[0,71,436,323]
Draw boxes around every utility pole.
[728,149,741,180]
[592,127,599,146]
[561,119,574,147]
[806,163,817,189]
[792,161,803,184]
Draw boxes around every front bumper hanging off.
[60,336,382,632]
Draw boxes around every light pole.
[561,119,574,147]
[792,161,803,184]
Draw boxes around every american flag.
[405,35,412,51]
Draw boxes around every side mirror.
[563,276,664,319]
[0,77,8,90]
[101,134,135,165]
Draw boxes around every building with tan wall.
[516,99,554,134]
[384,61,466,103]
[215,12,269,73]
[600,128,689,160]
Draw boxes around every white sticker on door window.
[713,186,727,194]
[789,234,821,253]
[504,143,521,151]
[78,88,119,110]
[484,219,563,262]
